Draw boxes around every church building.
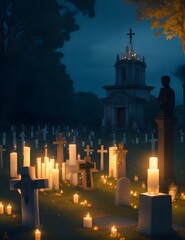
[102,29,154,130]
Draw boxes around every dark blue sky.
[63,0,185,105]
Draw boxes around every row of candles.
[0,202,12,215]
[10,148,60,190]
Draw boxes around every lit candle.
[36,158,42,178]
[77,153,80,160]
[41,162,46,178]
[73,193,79,203]
[52,168,59,190]
[10,152,17,178]
[62,162,66,181]
[0,202,4,214]
[23,146,30,167]
[109,146,117,178]
[111,225,117,238]
[35,229,41,240]
[50,158,55,169]
[147,157,159,195]
[48,173,53,189]
[69,144,76,165]
[83,213,92,228]
[149,157,158,169]
[6,204,12,215]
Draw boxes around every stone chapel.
[102,29,154,130]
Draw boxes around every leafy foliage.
[74,92,103,129]
[0,0,95,125]
[123,0,185,52]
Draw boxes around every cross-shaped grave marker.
[0,145,6,168]
[53,132,67,167]
[149,132,158,154]
[84,145,94,157]
[10,167,48,227]
[97,145,108,171]
[78,156,96,190]
[114,143,128,179]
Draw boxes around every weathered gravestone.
[78,156,96,190]
[115,177,131,206]
[10,167,48,227]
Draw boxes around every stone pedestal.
[155,116,176,191]
[137,193,173,236]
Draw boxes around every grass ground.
[0,127,185,239]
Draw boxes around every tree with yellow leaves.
[123,0,185,52]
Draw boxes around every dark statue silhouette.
[157,75,175,118]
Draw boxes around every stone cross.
[97,145,108,171]
[84,145,94,157]
[127,28,135,45]
[10,167,48,227]
[114,143,128,179]
[78,156,96,190]
[149,132,158,154]
[53,132,67,167]
[0,145,6,168]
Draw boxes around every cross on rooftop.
[127,28,135,45]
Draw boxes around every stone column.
[155,116,176,192]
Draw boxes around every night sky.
[63,0,185,105]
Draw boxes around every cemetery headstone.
[10,167,48,227]
[77,156,96,190]
[97,145,108,171]
[115,177,131,206]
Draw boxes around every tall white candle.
[62,162,66,181]
[147,157,159,195]
[73,193,79,203]
[41,163,46,178]
[83,213,92,228]
[111,225,117,237]
[0,202,4,214]
[52,169,59,190]
[48,173,53,189]
[69,144,76,165]
[35,229,41,240]
[10,152,17,178]
[71,173,78,186]
[6,204,12,215]
[36,158,41,178]
[109,146,117,178]
[149,157,158,169]
[23,146,30,167]
[50,158,55,169]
